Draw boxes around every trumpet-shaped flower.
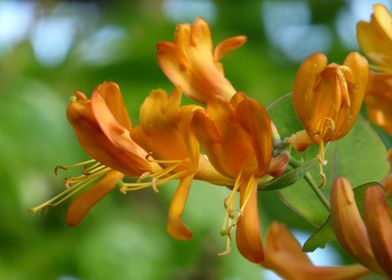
[191,93,272,263]
[129,87,230,240]
[330,177,392,278]
[289,52,369,152]
[365,72,392,136]
[157,18,246,103]
[263,222,369,280]
[357,4,392,73]
[30,82,153,226]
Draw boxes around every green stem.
[289,156,330,211]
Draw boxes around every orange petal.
[334,52,368,138]
[91,89,151,175]
[293,52,328,127]
[357,4,392,72]
[263,222,370,280]
[214,36,247,61]
[66,171,124,226]
[95,82,133,131]
[330,177,383,274]
[364,186,392,278]
[236,177,264,263]
[236,96,272,177]
[157,18,237,103]
[287,130,314,151]
[167,175,194,240]
[67,94,150,176]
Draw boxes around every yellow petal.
[357,4,392,72]
[167,175,194,240]
[364,186,392,278]
[66,171,124,226]
[330,177,383,274]
[236,177,264,263]
[263,222,370,280]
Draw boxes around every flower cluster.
[31,4,392,279]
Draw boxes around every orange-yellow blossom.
[191,93,272,263]
[288,52,369,151]
[330,177,392,278]
[365,72,392,137]
[263,222,369,280]
[357,4,392,73]
[157,18,246,103]
[130,87,230,240]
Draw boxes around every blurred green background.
[0,0,388,279]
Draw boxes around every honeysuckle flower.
[157,17,246,103]
[357,4,392,73]
[263,222,369,280]
[191,92,272,263]
[30,82,153,225]
[365,72,392,136]
[288,52,369,153]
[330,177,392,278]
[129,87,230,240]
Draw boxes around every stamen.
[31,159,110,214]
[54,159,96,175]
[317,140,327,188]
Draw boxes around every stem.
[289,156,330,211]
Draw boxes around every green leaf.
[260,158,318,191]
[302,217,334,252]
[268,94,389,227]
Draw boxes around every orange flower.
[357,4,392,73]
[289,52,369,152]
[157,18,246,103]
[129,87,230,240]
[263,222,369,280]
[365,72,392,136]
[30,82,153,226]
[330,177,392,278]
[191,93,272,263]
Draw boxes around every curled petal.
[67,93,150,177]
[91,89,151,176]
[293,52,328,127]
[330,177,383,274]
[236,96,272,177]
[167,175,193,240]
[263,222,369,280]
[236,177,264,263]
[66,171,124,226]
[364,186,392,278]
[334,52,368,138]
[268,152,289,177]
